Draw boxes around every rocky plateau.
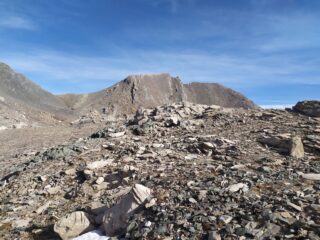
[1,99,320,239]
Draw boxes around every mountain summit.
[59,73,258,115]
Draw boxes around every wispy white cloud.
[261,104,294,109]
[0,15,36,30]
[255,14,320,52]
[148,0,194,13]
[1,47,319,94]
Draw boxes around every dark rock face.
[293,100,320,117]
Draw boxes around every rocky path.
[0,103,319,239]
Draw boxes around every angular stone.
[201,142,214,149]
[290,136,304,158]
[220,215,233,224]
[188,197,198,204]
[86,159,113,170]
[227,183,249,193]
[65,168,76,175]
[95,177,104,185]
[54,211,93,240]
[107,131,126,138]
[208,231,221,240]
[83,169,93,180]
[101,184,152,236]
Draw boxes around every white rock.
[290,136,304,158]
[220,215,233,224]
[95,177,105,185]
[184,154,197,161]
[73,230,109,240]
[122,156,134,162]
[145,198,157,208]
[86,159,113,170]
[0,126,7,131]
[302,173,320,181]
[227,183,249,193]
[152,143,164,148]
[83,170,93,181]
[230,164,247,170]
[145,221,152,227]
[65,168,76,175]
[39,175,47,182]
[202,142,214,149]
[107,131,125,138]
[122,165,138,173]
[54,211,93,240]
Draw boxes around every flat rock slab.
[302,173,320,181]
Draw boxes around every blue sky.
[0,0,319,107]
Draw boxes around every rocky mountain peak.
[125,73,172,83]
[0,62,12,70]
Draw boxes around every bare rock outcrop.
[293,100,320,117]
[59,74,258,116]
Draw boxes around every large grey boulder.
[101,184,152,236]
[293,101,320,117]
[258,134,304,158]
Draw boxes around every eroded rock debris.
[0,102,320,239]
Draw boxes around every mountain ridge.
[58,73,258,115]
[0,62,258,126]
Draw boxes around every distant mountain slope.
[0,63,66,112]
[59,73,258,115]
[183,82,257,109]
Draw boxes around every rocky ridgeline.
[0,101,320,239]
